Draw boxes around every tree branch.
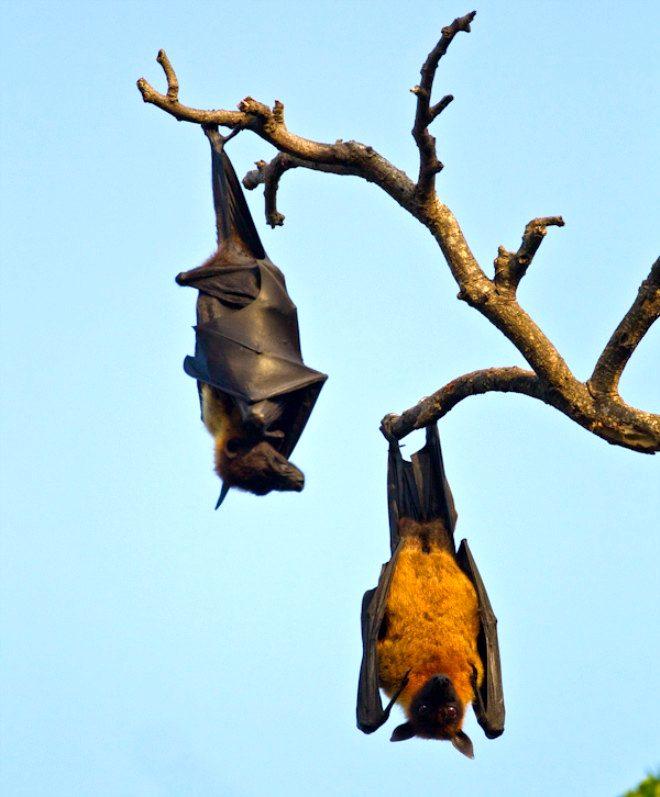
[412,11,476,199]
[242,154,355,227]
[381,368,543,439]
[381,366,660,454]
[156,49,179,101]
[494,216,565,292]
[137,53,416,213]
[588,257,660,395]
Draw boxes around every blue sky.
[1,1,658,795]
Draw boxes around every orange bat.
[357,425,505,757]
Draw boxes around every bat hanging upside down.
[176,125,327,507]
[357,425,505,757]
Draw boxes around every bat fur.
[378,518,482,755]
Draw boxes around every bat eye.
[445,706,458,721]
[224,438,242,459]
[418,703,430,715]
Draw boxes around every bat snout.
[268,455,305,492]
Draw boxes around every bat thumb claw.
[215,483,230,509]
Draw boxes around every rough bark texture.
[137,11,659,454]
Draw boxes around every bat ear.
[390,722,416,742]
[451,730,474,759]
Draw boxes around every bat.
[176,125,327,507]
[356,425,504,757]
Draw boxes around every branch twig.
[243,154,354,227]
[589,257,660,395]
[494,216,565,291]
[412,11,475,199]
[156,49,179,101]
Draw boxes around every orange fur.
[377,533,483,726]
[201,384,240,479]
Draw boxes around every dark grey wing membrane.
[175,131,327,463]
[178,264,260,310]
[356,556,406,734]
[386,424,457,555]
[208,130,266,260]
[456,539,505,738]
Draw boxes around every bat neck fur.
[200,384,240,478]
[397,517,454,554]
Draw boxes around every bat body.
[357,426,504,756]
[176,126,327,505]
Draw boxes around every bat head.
[202,384,305,499]
[390,675,474,758]
[217,438,305,496]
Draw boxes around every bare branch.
[412,11,476,199]
[589,257,660,395]
[494,216,565,291]
[430,94,454,122]
[156,49,179,101]
[137,55,416,215]
[382,367,660,454]
[381,367,543,439]
[243,154,355,227]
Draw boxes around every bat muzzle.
[271,459,305,492]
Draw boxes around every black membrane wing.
[456,539,505,738]
[208,128,266,259]
[356,556,406,734]
[386,424,457,554]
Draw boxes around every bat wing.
[387,424,457,554]
[456,539,505,738]
[356,554,404,733]
[176,263,260,309]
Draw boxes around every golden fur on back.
[377,527,483,724]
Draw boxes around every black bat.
[357,425,504,756]
[176,126,327,506]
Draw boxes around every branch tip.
[441,10,477,37]
[155,49,179,101]
[272,99,285,124]
[430,95,454,120]
[495,215,566,290]
[413,12,476,199]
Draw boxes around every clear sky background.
[1,1,658,795]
